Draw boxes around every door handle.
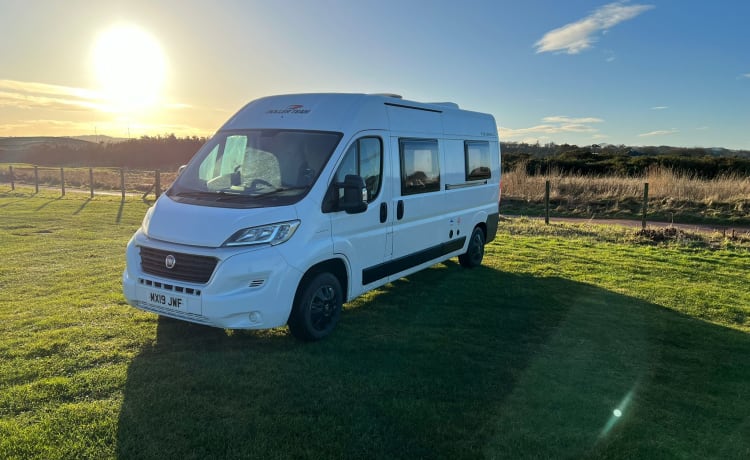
[397,200,404,220]
[380,202,387,223]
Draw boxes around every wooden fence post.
[120,168,125,199]
[89,168,95,197]
[642,182,649,229]
[60,167,65,196]
[155,170,161,198]
[545,179,550,225]
[9,166,14,190]
[34,166,39,193]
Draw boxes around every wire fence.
[1,164,178,199]
[2,163,653,226]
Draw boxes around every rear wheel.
[288,272,342,341]
[459,227,485,268]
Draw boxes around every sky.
[1,0,749,149]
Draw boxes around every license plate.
[145,290,187,310]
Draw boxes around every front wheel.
[288,272,343,341]
[459,227,485,268]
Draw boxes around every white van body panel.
[123,93,500,332]
[144,195,299,248]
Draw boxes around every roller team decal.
[266,104,311,114]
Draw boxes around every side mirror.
[337,174,367,214]
[177,165,187,176]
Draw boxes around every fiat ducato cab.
[122,93,501,340]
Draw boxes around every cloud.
[542,116,604,124]
[0,79,106,111]
[650,106,668,110]
[638,129,678,137]
[0,79,191,113]
[500,124,595,138]
[744,73,750,79]
[535,2,654,54]
[0,117,211,138]
[0,119,101,136]
[0,79,209,137]
[500,115,604,140]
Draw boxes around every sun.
[92,25,166,113]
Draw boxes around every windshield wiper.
[174,190,220,198]
[174,187,306,202]
[254,186,309,197]
[174,190,246,201]
[215,191,258,202]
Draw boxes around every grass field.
[1,187,749,459]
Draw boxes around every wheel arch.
[474,221,487,241]
[294,257,349,305]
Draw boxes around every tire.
[459,227,485,268]
[288,272,343,341]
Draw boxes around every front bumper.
[122,232,303,329]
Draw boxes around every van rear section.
[122,93,500,340]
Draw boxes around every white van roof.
[219,93,497,139]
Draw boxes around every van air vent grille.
[139,246,218,284]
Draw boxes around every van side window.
[400,139,440,195]
[464,140,491,181]
[333,136,383,202]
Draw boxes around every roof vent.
[429,102,459,109]
[373,93,403,99]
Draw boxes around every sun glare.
[92,25,166,113]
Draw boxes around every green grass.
[1,186,749,459]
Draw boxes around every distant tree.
[0,134,207,170]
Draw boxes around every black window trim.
[384,102,442,113]
[464,140,492,182]
[399,137,441,196]
[322,135,383,213]
[357,136,384,202]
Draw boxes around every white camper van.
[123,93,501,340]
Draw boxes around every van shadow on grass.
[116,263,750,459]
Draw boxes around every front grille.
[139,246,218,284]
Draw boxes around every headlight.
[222,220,300,247]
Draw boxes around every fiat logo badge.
[165,255,176,269]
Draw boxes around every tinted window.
[465,141,491,181]
[400,139,440,195]
[334,137,383,202]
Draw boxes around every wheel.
[287,272,343,341]
[459,227,485,268]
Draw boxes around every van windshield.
[167,129,342,207]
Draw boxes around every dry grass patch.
[502,164,750,224]
[3,164,178,193]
